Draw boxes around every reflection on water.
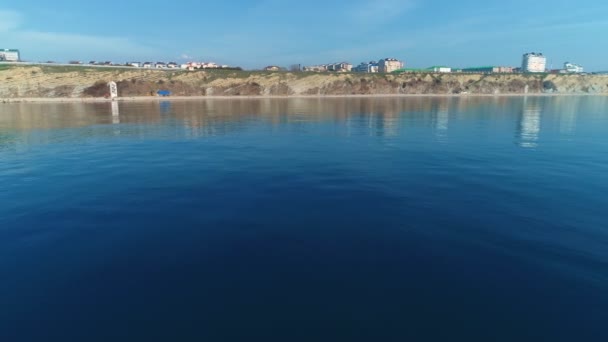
[0,96,607,150]
[518,97,542,148]
[433,101,449,141]
[111,101,120,125]
[159,101,172,115]
[554,96,579,135]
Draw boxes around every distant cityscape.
[294,54,586,75]
[0,48,601,75]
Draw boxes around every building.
[202,62,219,69]
[393,68,426,73]
[304,62,351,72]
[327,62,352,72]
[303,65,328,72]
[0,49,20,62]
[264,66,282,71]
[428,66,452,73]
[353,61,379,73]
[564,62,584,73]
[378,58,404,73]
[461,66,515,73]
[522,53,547,73]
[494,66,515,73]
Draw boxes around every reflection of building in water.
[344,98,401,137]
[551,96,579,135]
[4,97,573,149]
[517,98,542,148]
[559,111,577,135]
[432,100,449,141]
[383,114,399,137]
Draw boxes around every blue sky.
[1,0,607,70]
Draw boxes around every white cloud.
[0,10,22,32]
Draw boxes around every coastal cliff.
[1,65,607,98]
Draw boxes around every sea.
[1,96,607,341]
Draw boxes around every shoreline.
[1,93,606,104]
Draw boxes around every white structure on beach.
[522,53,547,73]
[108,81,118,99]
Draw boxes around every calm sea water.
[1,97,607,341]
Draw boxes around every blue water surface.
[1,97,607,341]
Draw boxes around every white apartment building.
[522,53,547,73]
[378,58,404,73]
[564,62,584,73]
[0,49,20,62]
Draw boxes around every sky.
[1,0,607,70]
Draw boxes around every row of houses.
[123,61,229,70]
[304,58,405,73]
[301,53,584,75]
[353,58,404,73]
[125,62,179,69]
[363,54,583,75]
[303,62,353,72]
[1,47,588,75]
[179,62,230,70]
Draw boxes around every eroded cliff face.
[1,65,607,98]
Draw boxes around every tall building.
[522,53,547,73]
[0,49,20,62]
[378,58,404,73]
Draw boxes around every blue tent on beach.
[157,90,171,97]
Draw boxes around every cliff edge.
[1,65,607,98]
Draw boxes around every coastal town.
[2,47,607,99]
[0,48,597,75]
